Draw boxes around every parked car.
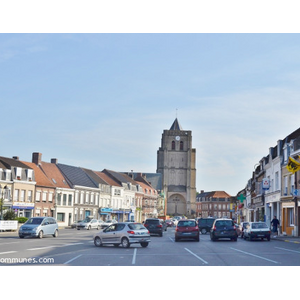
[175,219,199,242]
[143,218,164,236]
[197,217,216,234]
[71,219,82,229]
[94,222,150,248]
[210,218,238,241]
[159,219,168,231]
[77,218,101,230]
[243,222,271,241]
[19,217,58,239]
[239,222,249,238]
[101,219,117,229]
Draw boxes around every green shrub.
[3,210,16,220]
[15,217,28,223]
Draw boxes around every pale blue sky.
[1,33,300,195]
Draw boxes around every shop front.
[12,202,34,218]
[99,207,113,221]
[111,209,132,222]
[252,196,265,222]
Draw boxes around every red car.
[175,219,200,242]
[165,219,174,227]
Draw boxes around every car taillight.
[233,225,236,230]
[144,224,148,227]
[127,231,135,234]
[213,226,216,231]
[157,225,162,228]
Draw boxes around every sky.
[2,33,300,196]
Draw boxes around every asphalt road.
[1,227,300,266]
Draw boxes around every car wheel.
[38,231,43,239]
[53,229,58,238]
[159,232,163,237]
[94,237,103,247]
[121,237,130,248]
[140,242,149,247]
[201,228,207,234]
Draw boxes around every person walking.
[271,216,280,236]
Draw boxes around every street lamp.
[0,185,8,220]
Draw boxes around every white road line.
[64,254,82,265]
[230,248,278,264]
[0,251,17,255]
[132,248,137,265]
[275,247,300,254]
[169,237,174,242]
[185,248,208,264]
[28,246,54,251]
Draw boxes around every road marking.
[185,248,208,264]
[28,246,54,251]
[275,247,300,254]
[132,248,137,265]
[230,248,278,264]
[64,254,82,265]
[0,251,17,255]
[169,237,174,242]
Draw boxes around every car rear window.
[145,220,159,224]
[128,223,146,230]
[252,223,268,229]
[178,221,196,227]
[216,220,233,227]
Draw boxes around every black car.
[143,218,165,237]
[197,217,216,234]
[210,218,238,241]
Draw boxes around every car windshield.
[252,223,268,229]
[26,218,43,225]
[178,221,196,227]
[128,223,146,230]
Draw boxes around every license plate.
[257,234,264,237]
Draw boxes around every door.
[101,224,118,243]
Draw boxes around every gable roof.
[22,161,55,188]
[57,163,98,188]
[94,171,122,187]
[0,156,33,170]
[39,161,71,189]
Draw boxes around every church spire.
[170,118,183,130]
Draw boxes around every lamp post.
[0,185,8,220]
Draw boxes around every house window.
[68,195,72,206]
[28,190,32,202]
[20,190,25,202]
[42,192,47,202]
[57,213,65,222]
[63,194,67,206]
[288,208,294,226]
[36,191,41,202]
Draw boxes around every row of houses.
[235,127,300,237]
[0,153,165,227]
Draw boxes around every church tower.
[156,118,196,217]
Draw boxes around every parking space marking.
[230,247,278,264]
[184,248,208,264]
[275,247,300,254]
[64,254,82,265]
[132,248,137,265]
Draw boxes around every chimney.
[12,156,19,160]
[32,152,42,165]
[277,140,282,157]
[51,158,58,164]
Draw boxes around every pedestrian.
[271,216,280,236]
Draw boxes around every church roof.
[170,118,183,130]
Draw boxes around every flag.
[286,156,300,173]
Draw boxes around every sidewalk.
[270,234,300,244]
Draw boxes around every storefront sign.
[12,202,34,209]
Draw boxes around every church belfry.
[156,118,196,217]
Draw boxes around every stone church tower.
[156,118,196,217]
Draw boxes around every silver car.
[19,217,59,239]
[77,218,101,230]
[94,222,151,248]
